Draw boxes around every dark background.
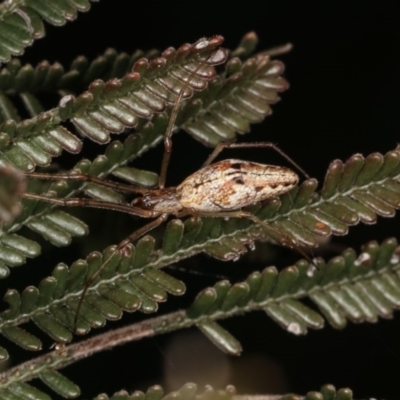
[15,1,400,399]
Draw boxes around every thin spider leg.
[159,50,221,188]
[158,81,186,189]
[197,209,314,264]
[25,172,147,194]
[203,142,310,179]
[22,193,157,218]
[117,213,169,250]
[73,213,168,332]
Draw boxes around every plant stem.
[0,310,189,387]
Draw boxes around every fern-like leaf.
[0,36,227,172]
[0,237,386,393]
[67,36,227,144]
[0,48,159,95]
[0,0,98,64]
[0,33,289,175]
[186,238,400,354]
[181,51,287,146]
[8,35,272,127]
[0,236,186,349]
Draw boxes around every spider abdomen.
[177,159,299,212]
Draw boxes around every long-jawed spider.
[22,40,313,331]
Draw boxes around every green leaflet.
[187,238,400,350]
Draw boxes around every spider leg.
[159,49,223,189]
[25,171,147,194]
[203,142,310,179]
[73,213,168,333]
[22,192,156,217]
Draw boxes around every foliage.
[0,1,396,399]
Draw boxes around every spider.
[21,42,312,331]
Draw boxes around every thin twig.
[0,311,187,387]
